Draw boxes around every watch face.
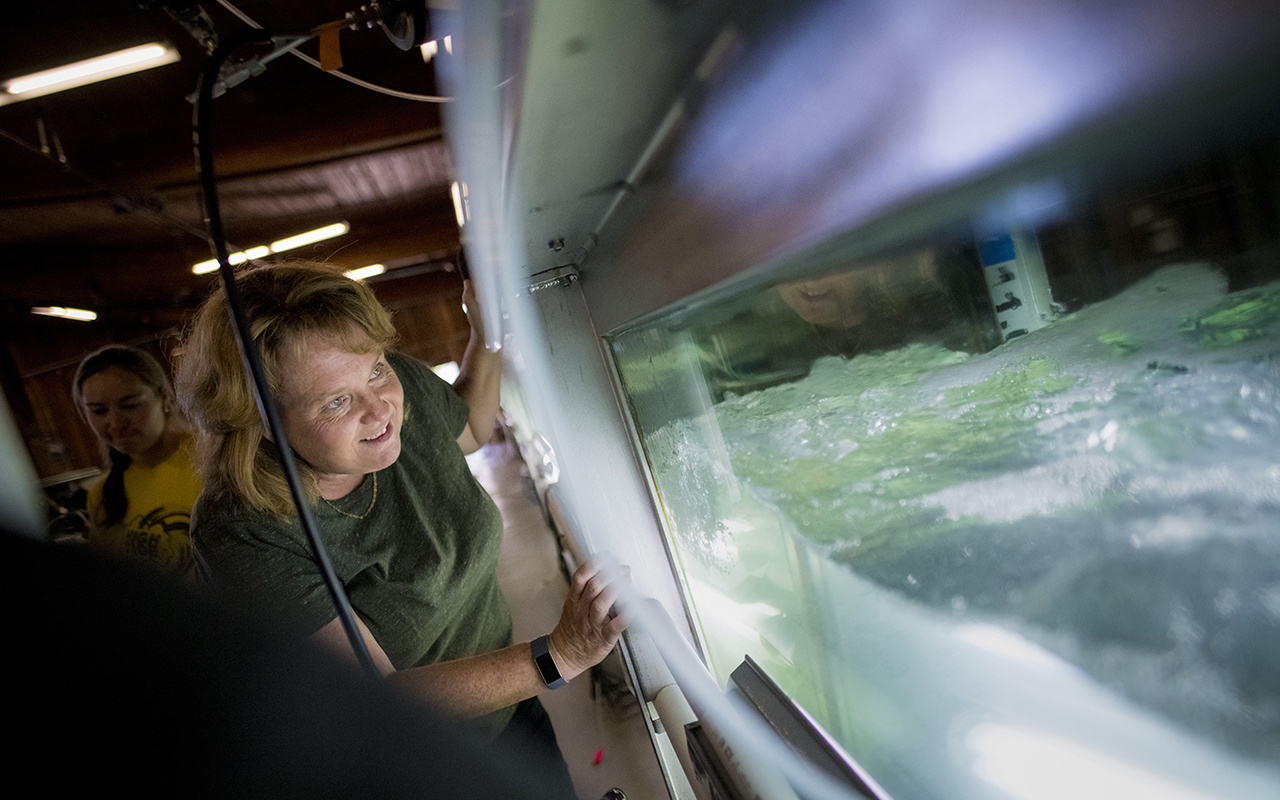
[532,635,565,689]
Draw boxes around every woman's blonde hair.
[176,262,396,517]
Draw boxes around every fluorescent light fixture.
[191,245,272,275]
[1,43,180,106]
[451,181,467,227]
[191,225,348,275]
[269,222,349,253]
[344,264,385,281]
[31,306,96,322]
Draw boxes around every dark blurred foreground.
[1,531,569,800]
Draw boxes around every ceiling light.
[240,245,271,260]
[0,43,180,107]
[191,245,272,275]
[270,222,350,253]
[344,264,385,281]
[191,224,348,275]
[419,36,452,63]
[451,181,467,227]
[31,306,96,322]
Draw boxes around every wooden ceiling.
[0,0,461,330]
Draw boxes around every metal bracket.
[523,265,580,295]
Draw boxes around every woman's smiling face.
[275,331,405,496]
[776,269,876,328]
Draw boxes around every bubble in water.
[1086,419,1120,452]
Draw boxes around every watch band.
[531,634,567,689]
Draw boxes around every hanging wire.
[214,0,452,103]
[195,26,379,678]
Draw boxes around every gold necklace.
[322,472,377,520]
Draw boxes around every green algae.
[943,357,1077,406]
[720,353,1078,547]
[1180,285,1280,349]
[1098,330,1144,358]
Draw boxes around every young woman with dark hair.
[73,344,202,579]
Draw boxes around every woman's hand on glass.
[547,553,633,681]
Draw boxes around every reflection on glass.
[685,247,997,406]
[610,137,1280,799]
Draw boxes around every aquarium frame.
[602,337,716,670]
[728,655,894,800]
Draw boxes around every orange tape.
[318,21,344,71]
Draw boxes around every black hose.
[195,27,379,678]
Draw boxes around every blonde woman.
[178,262,628,792]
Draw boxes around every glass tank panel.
[608,129,1280,797]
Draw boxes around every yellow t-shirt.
[87,439,203,580]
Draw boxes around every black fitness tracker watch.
[531,634,567,690]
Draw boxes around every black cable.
[195,27,379,678]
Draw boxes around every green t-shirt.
[192,353,513,732]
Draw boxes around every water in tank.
[608,115,1280,799]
